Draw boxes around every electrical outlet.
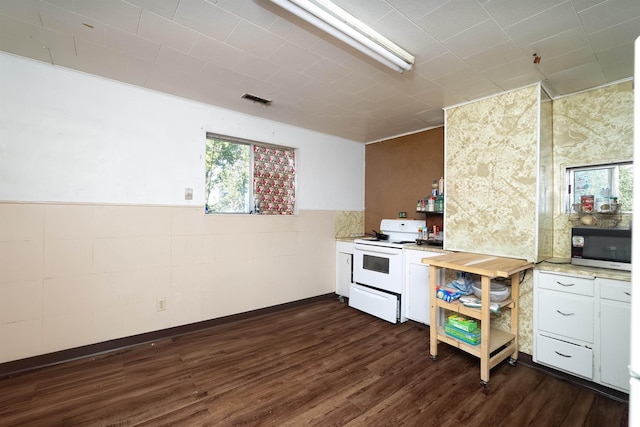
[184,188,193,200]
[156,298,166,311]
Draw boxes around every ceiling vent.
[241,93,272,106]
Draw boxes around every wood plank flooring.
[0,298,629,426]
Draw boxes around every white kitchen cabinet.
[404,249,441,324]
[534,270,595,380]
[598,278,631,392]
[534,269,632,393]
[336,241,354,299]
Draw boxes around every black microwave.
[571,227,631,271]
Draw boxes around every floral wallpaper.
[253,145,295,215]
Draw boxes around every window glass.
[566,162,633,213]
[205,134,296,215]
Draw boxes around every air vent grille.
[241,93,272,105]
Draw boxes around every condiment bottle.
[432,180,438,196]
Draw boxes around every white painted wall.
[0,53,364,210]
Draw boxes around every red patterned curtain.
[253,145,295,215]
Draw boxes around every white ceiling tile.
[125,56,155,85]
[137,10,198,53]
[173,0,239,42]
[0,0,40,25]
[525,27,589,60]
[546,62,606,93]
[268,41,320,73]
[483,57,538,82]
[504,2,581,47]
[267,16,324,50]
[578,0,640,34]
[417,52,472,80]
[450,77,503,100]
[41,0,74,11]
[442,19,509,58]
[105,26,160,61]
[200,62,244,88]
[266,67,310,89]
[72,0,141,34]
[482,0,566,27]
[230,53,281,81]
[587,17,640,52]
[38,1,105,45]
[231,74,278,98]
[385,0,449,20]
[332,0,393,26]
[416,0,492,40]
[308,35,361,65]
[68,38,132,81]
[463,41,524,72]
[600,56,634,81]
[535,46,598,75]
[371,10,445,61]
[216,0,279,29]
[126,0,180,19]
[225,20,284,60]
[303,59,351,84]
[594,41,634,66]
[124,0,179,20]
[0,32,52,64]
[189,35,243,67]
[434,66,485,90]
[155,45,206,76]
[571,0,608,13]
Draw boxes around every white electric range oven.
[350,219,424,323]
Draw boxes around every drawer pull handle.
[625,292,631,296]
[554,351,571,358]
[556,310,574,316]
[556,281,574,287]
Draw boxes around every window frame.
[205,133,297,215]
[564,160,632,214]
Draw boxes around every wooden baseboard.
[0,294,336,378]
[517,353,629,403]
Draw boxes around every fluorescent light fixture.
[270,0,415,73]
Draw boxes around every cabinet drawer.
[538,290,594,342]
[537,271,594,296]
[536,334,593,379]
[599,279,631,303]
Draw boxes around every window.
[205,134,296,215]
[565,162,633,213]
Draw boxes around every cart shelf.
[423,252,532,386]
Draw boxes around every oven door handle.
[354,244,401,256]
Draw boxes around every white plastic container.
[472,281,510,302]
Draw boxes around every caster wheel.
[338,296,345,303]
[480,380,488,388]
[508,357,517,366]
[430,355,437,361]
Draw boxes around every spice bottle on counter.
[432,180,439,196]
[438,177,444,195]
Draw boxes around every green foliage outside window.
[205,138,250,213]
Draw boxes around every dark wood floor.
[0,298,629,426]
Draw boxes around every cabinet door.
[336,252,352,297]
[600,299,631,392]
[405,261,430,324]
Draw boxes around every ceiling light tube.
[270,0,414,72]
